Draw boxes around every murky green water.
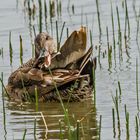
[1,0,140,139]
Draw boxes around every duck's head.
[35,32,56,68]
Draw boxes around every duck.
[6,27,96,102]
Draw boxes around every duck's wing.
[30,72,90,98]
[60,26,87,59]
[65,46,92,69]
[50,26,87,69]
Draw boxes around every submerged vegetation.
[0,0,140,139]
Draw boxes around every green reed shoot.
[106,26,109,48]
[92,62,96,105]
[1,72,3,93]
[48,68,73,139]
[59,0,62,16]
[29,2,36,28]
[27,0,31,18]
[116,7,122,59]
[135,115,139,139]
[32,43,35,59]
[0,74,10,100]
[56,0,62,17]
[44,0,48,31]
[136,8,140,41]
[122,0,125,8]
[124,18,127,41]
[59,119,63,140]
[89,29,94,56]
[136,58,139,111]
[35,86,38,112]
[59,22,66,46]
[124,0,130,57]
[9,31,13,66]
[72,4,75,14]
[27,0,35,59]
[116,6,122,44]
[115,90,120,127]
[19,35,23,65]
[99,115,102,140]
[34,118,37,140]
[110,1,116,49]
[108,46,112,69]
[38,0,42,33]
[102,52,105,58]
[44,0,47,19]
[112,90,120,135]
[1,48,3,58]
[118,81,122,96]
[49,0,52,17]
[98,44,102,69]
[0,48,1,56]
[116,6,123,61]
[49,0,55,18]
[33,25,36,38]
[32,1,36,19]
[22,128,27,140]
[112,108,116,138]
[1,72,7,135]
[124,0,128,39]
[67,27,69,38]
[96,0,101,36]
[133,0,137,18]
[124,104,129,139]
[32,26,36,58]
[66,109,73,140]
[107,27,112,68]
[76,120,80,140]
[56,21,60,52]
[125,0,130,37]
[90,30,93,47]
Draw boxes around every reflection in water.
[6,99,98,139]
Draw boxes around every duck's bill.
[44,53,51,68]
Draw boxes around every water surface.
[0,0,140,139]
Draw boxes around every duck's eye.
[46,36,49,40]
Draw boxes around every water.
[0,0,140,139]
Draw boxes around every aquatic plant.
[112,108,116,137]
[96,0,101,36]
[9,31,13,66]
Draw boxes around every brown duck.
[6,27,96,102]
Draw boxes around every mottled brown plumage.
[6,27,95,102]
